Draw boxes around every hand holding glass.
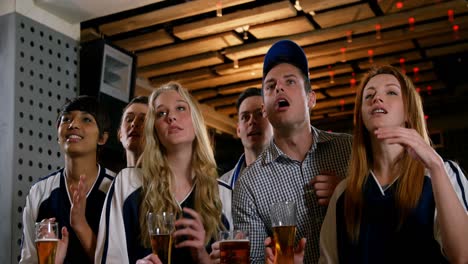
[270,201,297,264]
[147,212,175,264]
[219,230,250,264]
[35,221,59,264]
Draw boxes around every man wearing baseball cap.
[232,40,352,263]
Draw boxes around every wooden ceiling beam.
[217,80,262,95]
[249,17,314,40]
[223,1,467,60]
[313,3,374,28]
[97,0,255,36]
[425,42,468,58]
[301,0,361,13]
[315,95,356,111]
[137,32,242,67]
[204,95,239,108]
[192,89,219,101]
[150,68,215,88]
[173,1,297,40]
[114,29,174,52]
[138,52,224,78]
[199,104,237,136]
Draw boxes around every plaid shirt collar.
[262,126,336,164]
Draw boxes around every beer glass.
[270,201,297,264]
[147,212,174,264]
[35,221,59,264]
[219,230,250,264]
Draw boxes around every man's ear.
[98,132,109,146]
[308,90,316,109]
[236,123,241,138]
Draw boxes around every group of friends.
[19,39,468,264]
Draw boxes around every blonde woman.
[95,82,226,264]
[319,65,468,263]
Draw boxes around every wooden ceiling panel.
[425,42,468,57]
[82,0,468,135]
[313,3,375,28]
[192,89,218,101]
[315,96,355,111]
[417,29,468,48]
[379,0,443,14]
[249,17,314,39]
[309,41,415,68]
[98,0,255,36]
[204,95,239,108]
[150,68,215,88]
[177,69,263,91]
[114,29,174,52]
[138,52,224,78]
[218,80,262,95]
[173,1,297,40]
[358,51,422,69]
[301,0,361,13]
[137,32,242,67]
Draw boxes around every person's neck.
[166,146,193,202]
[64,154,99,187]
[244,146,264,166]
[370,135,405,186]
[273,123,312,162]
[125,149,141,167]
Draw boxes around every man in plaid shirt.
[232,40,352,264]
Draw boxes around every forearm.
[431,163,468,262]
[73,223,97,261]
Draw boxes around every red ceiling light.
[413,67,419,82]
[396,2,404,9]
[346,30,353,43]
[448,9,454,23]
[340,99,345,111]
[427,85,432,95]
[399,57,406,74]
[408,17,415,31]
[424,115,429,120]
[340,47,347,62]
[368,49,374,64]
[375,23,382,40]
[328,65,335,84]
[416,87,421,93]
[453,24,460,40]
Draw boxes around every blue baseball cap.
[263,40,310,80]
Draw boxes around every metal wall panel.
[11,13,78,262]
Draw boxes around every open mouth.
[372,108,387,114]
[277,99,290,108]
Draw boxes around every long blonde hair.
[345,65,431,242]
[139,82,223,246]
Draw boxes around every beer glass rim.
[218,230,249,241]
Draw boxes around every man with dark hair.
[211,87,273,262]
[219,87,273,227]
[21,96,115,264]
[232,40,352,263]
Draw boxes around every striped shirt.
[233,126,352,264]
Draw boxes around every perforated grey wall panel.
[12,13,78,262]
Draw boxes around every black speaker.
[80,39,137,171]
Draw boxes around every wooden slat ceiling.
[81,0,468,136]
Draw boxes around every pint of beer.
[270,201,297,264]
[147,212,174,264]
[219,230,250,264]
[35,221,59,264]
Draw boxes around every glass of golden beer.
[35,221,59,264]
[147,212,174,264]
[270,201,297,264]
[219,230,250,264]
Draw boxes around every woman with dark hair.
[319,65,468,263]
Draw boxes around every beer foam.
[35,238,59,242]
